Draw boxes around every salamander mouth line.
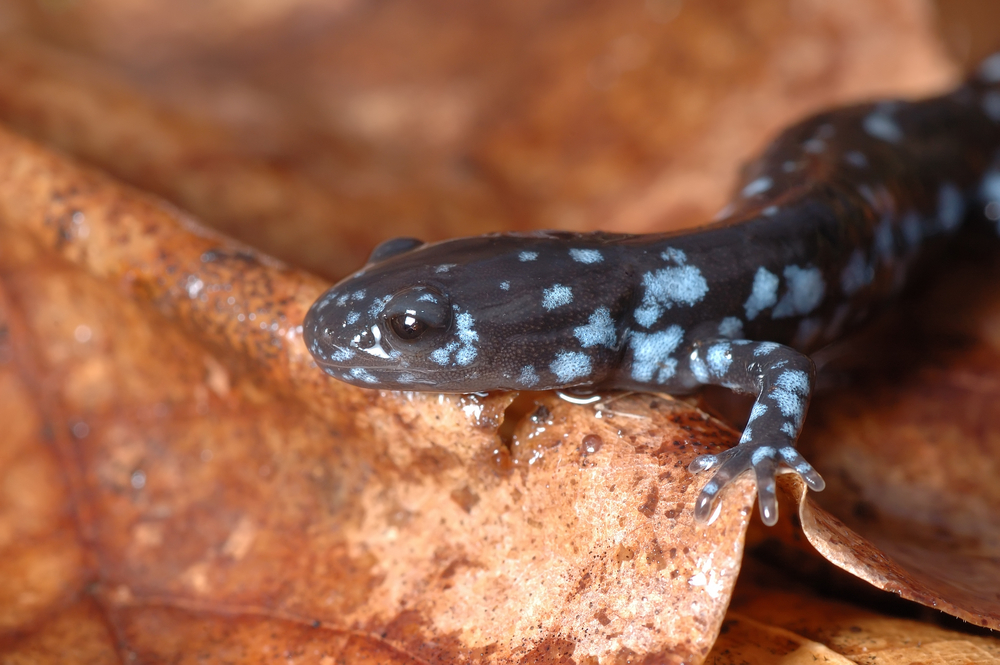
[318,358,437,377]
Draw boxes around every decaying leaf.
[3,0,1000,663]
[0,125,755,661]
[719,573,1000,664]
[791,247,1000,630]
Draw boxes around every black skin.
[305,59,1000,525]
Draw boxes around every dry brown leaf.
[717,575,1000,664]
[0,126,755,662]
[788,248,1000,630]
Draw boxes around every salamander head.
[304,233,628,392]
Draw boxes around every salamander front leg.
[685,339,826,525]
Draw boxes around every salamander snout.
[304,281,461,388]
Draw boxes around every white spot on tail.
[634,264,708,328]
[569,248,603,264]
[844,151,868,168]
[841,249,873,296]
[937,182,965,232]
[772,266,825,318]
[803,139,825,154]
[741,176,773,197]
[550,351,592,383]
[542,284,573,310]
[744,267,779,320]
[863,107,903,144]
[574,307,617,348]
[629,326,684,384]
[661,247,687,263]
[518,365,539,387]
[718,316,743,338]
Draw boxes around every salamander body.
[304,55,1000,525]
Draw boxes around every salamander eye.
[382,287,450,343]
[388,314,426,340]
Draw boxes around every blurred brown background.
[0,0,997,281]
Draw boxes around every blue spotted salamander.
[305,54,1000,526]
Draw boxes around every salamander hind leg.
[686,339,825,526]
